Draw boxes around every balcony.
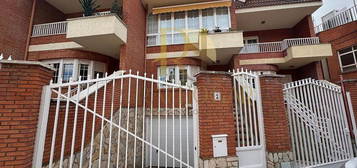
[143,0,215,9]
[199,31,244,65]
[239,37,333,69]
[314,5,357,33]
[235,1,322,31]
[31,13,127,58]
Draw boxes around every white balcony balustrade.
[314,5,357,33]
[240,37,320,54]
[32,21,68,37]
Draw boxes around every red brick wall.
[260,76,291,152]
[29,35,70,45]
[206,65,231,71]
[244,28,295,42]
[33,0,66,24]
[317,21,357,83]
[289,62,324,81]
[196,72,237,158]
[0,0,34,60]
[0,62,53,167]
[293,15,315,37]
[243,15,315,42]
[120,0,146,72]
[28,49,119,74]
[230,3,238,30]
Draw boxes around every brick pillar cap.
[0,60,55,71]
[195,70,232,77]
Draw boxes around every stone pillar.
[260,75,293,168]
[196,71,238,168]
[0,60,53,167]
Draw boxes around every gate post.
[259,74,293,168]
[0,60,53,168]
[196,71,238,168]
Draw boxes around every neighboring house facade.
[315,4,357,130]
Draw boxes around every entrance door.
[232,70,266,168]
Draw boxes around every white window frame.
[338,46,357,73]
[157,65,199,88]
[147,7,231,46]
[243,36,259,44]
[43,59,108,83]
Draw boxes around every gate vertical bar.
[347,92,357,149]
[339,93,354,158]
[193,86,199,168]
[33,86,52,168]
[255,72,266,168]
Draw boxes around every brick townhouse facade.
[1,0,356,168]
[315,5,357,128]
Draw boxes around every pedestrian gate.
[284,78,354,167]
[232,70,266,168]
[33,71,198,168]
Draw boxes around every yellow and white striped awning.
[152,0,232,14]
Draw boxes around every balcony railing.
[32,21,68,37]
[314,5,357,33]
[240,37,320,54]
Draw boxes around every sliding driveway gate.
[284,78,354,167]
[33,71,198,168]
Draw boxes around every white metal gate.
[232,70,266,168]
[284,78,354,168]
[33,70,199,168]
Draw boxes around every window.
[160,13,172,45]
[147,7,230,46]
[79,64,89,80]
[202,8,215,30]
[51,63,60,83]
[44,59,107,83]
[147,15,159,46]
[179,68,188,85]
[94,71,104,78]
[216,7,229,29]
[187,10,199,30]
[339,45,357,72]
[158,65,199,87]
[62,64,74,83]
[173,12,186,44]
[243,37,259,44]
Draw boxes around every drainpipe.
[24,0,37,61]
[340,75,355,139]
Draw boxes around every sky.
[312,0,356,25]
